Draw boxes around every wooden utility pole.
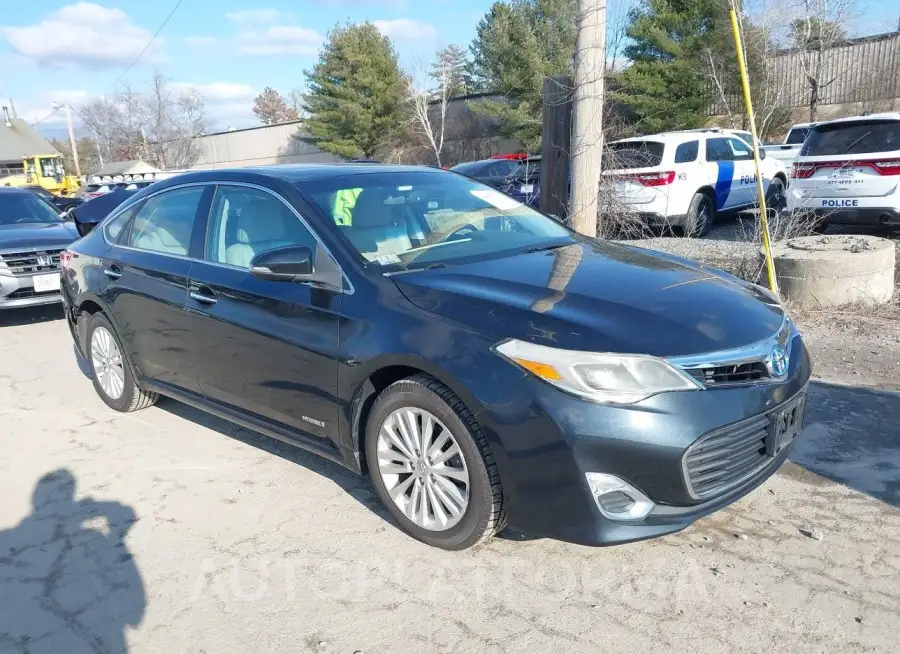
[539,76,572,220]
[63,103,82,179]
[569,0,607,237]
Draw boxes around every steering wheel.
[442,223,479,242]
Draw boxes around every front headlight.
[494,339,701,404]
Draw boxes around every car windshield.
[801,120,900,156]
[298,171,575,268]
[0,192,63,225]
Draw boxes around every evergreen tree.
[430,44,470,97]
[303,23,408,159]
[253,87,299,125]
[615,0,729,133]
[468,0,577,151]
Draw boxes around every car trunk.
[602,141,667,205]
[793,119,900,199]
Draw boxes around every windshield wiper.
[522,242,570,254]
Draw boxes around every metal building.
[190,121,341,170]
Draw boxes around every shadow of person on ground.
[791,380,900,507]
[0,469,145,653]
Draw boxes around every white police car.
[604,129,788,237]
[786,113,900,228]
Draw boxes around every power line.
[31,106,63,127]
[105,0,185,93]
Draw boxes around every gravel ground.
[1,301,899,653]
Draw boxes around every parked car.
[68,187,142,237]
[603,129,788,237]
[0,187,79,309]
[24,185,84,212]
[77,180,154,200]
[762,122,818,170]
[450,158,523,190]
[787,113,900,227]
[61,165,811,549]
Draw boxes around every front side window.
[299,171,575,268]
[0,192,64,225]
[206,185,318,268]
[126,186,203,256]
[726,138,753,161]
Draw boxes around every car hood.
[392,241,784,358]
[0,222,79,251]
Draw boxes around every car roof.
[151,163,444,185]
[817,112,900,126]
[0,186,32,196]
[609,132,696,145]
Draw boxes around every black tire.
[365,374,505,550]
[86,313,159,413]
[683,192,715,238]
[766,177,787,213]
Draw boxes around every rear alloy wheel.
[683,192,715,238]
[86,313,158,413]
[366,374,505,550]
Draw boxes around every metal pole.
[569,0,606,237]
[64,103,82,179]
[729,7,779,294]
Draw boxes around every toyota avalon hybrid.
[60,165,811,550]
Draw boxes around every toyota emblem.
[768,345,788,377]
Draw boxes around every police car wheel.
[684,192,714,238]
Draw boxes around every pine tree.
[467,0,577,151]
[430,44,469,97]
[252,87,299,125]
[303,23,408,159]
[614,0,729,133]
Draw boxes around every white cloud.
[238,25,323,55]
[374,18,437,41]
[172,82,256,103]
[225,9,283,24]
[184,35,219,47]
[0,2,163,69]
[326,0,407,7]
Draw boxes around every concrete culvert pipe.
[760,235,896,307]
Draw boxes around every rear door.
[183,183,343,444]
[100,184,210,393]
[794,119,900,200]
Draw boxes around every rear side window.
[674,141,699,163]
[604,142,664,169]
[105,204,141,242]
[126,186,204,256]
[802,120,900,156]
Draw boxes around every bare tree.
[406,53,453,167]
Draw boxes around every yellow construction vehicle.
[0,154,80,196]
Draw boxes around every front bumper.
[0,274,62,309]
[481,335,812,546]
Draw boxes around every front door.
[725,136,758,209]
[184,184,343,445]
[100,185,209,393]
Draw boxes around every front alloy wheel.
[376,408,470,531]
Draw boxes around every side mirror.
[249,245,314,281]
[759,148,767,160]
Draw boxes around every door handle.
[189,286,217,305]
[103,265,121,280]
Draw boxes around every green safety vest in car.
[333,187,362,225]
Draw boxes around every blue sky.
[0,0,897,140]
[0,0,493,138]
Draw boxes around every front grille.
[0,249,63,276]
[685,362,770,385]
[3,288,59,301]
[683,414,770,499]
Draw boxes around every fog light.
[586,473,654,521]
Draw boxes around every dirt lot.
[1,305,898,654]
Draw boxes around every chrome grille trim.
[682,389,805,500]
[0,248,64,276]
[667,315,796,388]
